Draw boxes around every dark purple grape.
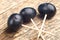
[20,7,36,23]
[6,13,23,33]
[38,3,56,19]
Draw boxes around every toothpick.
[31,19,39,30]
[37,14,47,40]
[22,24,38,30]
[41,34,45,40]
[42,30,55,36]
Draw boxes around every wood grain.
[0,0,60,40]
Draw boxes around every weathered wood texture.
[0,0,60,40]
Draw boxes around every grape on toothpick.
[37,3,56,40]
[6,13,23,33]
[20,7,38,29]
[38,3,56,20]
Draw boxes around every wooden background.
[0,0,60,40]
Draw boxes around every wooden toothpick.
[37,14,47,40]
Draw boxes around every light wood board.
[0,0,60,40]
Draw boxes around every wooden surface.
[0,0,60,40]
